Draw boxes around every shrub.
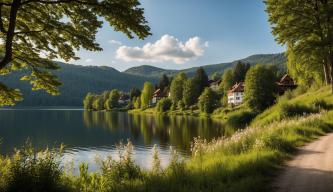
[312,99,331,110]
[156,98,172,112]
[0,143,70,192]
[177,100,185,110]
[279,102,317,119]
[226,110,257,129]
[198,88,219,114]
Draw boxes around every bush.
[156,98,172,112]
[177,100,185,110]
[312,99,332,110]
[279,102,317,119]
[226,110,257,129]
[198,88,219,114]
[0,143,70,192]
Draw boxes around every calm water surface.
[0,109,229,172]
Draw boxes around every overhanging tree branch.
[0,0,21,70]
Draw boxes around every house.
[118,94,130,105]
[152,89,167,104]
[227,82,244,105]
[209,79,222,91]
[276,74,297,95]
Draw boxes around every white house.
[227,82,244,105]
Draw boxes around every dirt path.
[273,133,333,192]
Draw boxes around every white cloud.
[85,58,92,63]
[109,40,122,45]
[116,34,208,64]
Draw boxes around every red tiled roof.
[228,82,244,95]
[278,74,295,85]
[153,89,166,98]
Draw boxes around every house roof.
[153,88,166,98]
[228,82,244,95]
[277,74,295,86]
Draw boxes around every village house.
[152,88,167,104]
[276,74,297,95]
[118,94,130,105]
[209,79,222,91]
[227,74,297,106]
[227,82,244,105]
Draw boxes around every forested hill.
[0,63,157,107]
[124,53,286,78]
[0,53,286,107]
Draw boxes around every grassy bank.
[1,86,333,192]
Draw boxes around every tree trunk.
[0,0,20,70]
[323,59,331,85]
[329,54,333,93]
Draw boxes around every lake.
[0,109,229,172]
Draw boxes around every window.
[236,97,240,100]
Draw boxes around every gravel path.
[273,133,333,192]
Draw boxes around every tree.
[182,78,199,107]
[92,96,104,111]
[83,92,95,110]
[220,68,235,93]
[156,98,172,112]
[198,88,219,114]
[265,0,333,91]
[244,64,278,112]
[105,89,120,110]
[0,0,151,106]
[130,87,141,101]
[233,61,251,83]
[133,96,141,109]
[158,74,170,92]
[195,67,209,94]
[210,72,221,81]
[169,72,187,104]
[140,82,154,109]
[287,45,324,86]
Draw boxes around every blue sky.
[71,0,285,71]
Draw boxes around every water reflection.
[0,110,229,171]
[82,111,226,152]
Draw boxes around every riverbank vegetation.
[1,86,333,192]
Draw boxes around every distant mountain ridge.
[0,53,286,107]
[124,53,286,78]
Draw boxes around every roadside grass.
[1,86,333,192]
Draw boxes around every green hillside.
[0,63,157,107]
[125,53,286,77]
[0,53,286,107]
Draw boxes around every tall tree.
[83,92,95,110]
[244,64,278,112]
[182,78,199,107]
[195,67,209,94]
[105,89,120,110]
[0,0,151,106]
[198,87,219,114]
[220,68,235,93]
[158,74,170,92]
[92,95,104,111]
[265,0,333,91]
[130,87,141,101]
[140,82,154,109]
[169,72,187,104]
[233,61,251,83]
